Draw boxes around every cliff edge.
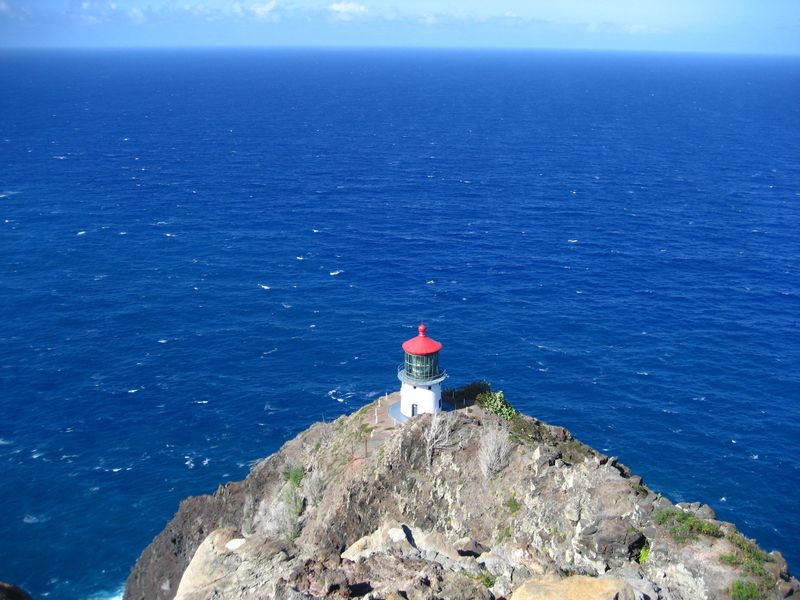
[124,385,798,600]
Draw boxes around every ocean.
[0,48,798,599]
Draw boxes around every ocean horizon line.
[1,44,799,58]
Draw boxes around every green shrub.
[476,390,517,420]
[509,415,557,445]
[478,569,496,588]
[720,552,742,566]
[638,542,651,564]
[505,495,521,513]
[497,526,511,544]
[655,508,722,543]
[282,485,305,540]
[720,531,772,580]
[730,580,761,600]
[726,531,770,564]
[283,465,305,488]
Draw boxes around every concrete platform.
[388,401,410,423]
[388,399,457,424]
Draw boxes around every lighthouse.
[397,324,447,418]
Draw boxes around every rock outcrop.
[510,575,635,600]
[0,582,33,600]
[124,389,799,600]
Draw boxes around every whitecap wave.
[329,270,343,276]
[86,584,125,600]
[23,514,49,524]
[259,284,270,290]
[327,387,355,403]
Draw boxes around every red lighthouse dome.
[402,324,442,356]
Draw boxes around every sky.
[0,0,798,54]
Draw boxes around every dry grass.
[479,421,511,479]
[425,411,457,471]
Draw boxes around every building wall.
[400,382,441,417]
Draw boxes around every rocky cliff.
[124,385,798,600]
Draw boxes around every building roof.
[402,324,442,356]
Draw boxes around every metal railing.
[397,365,448,385]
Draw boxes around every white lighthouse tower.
[397,324,447,418]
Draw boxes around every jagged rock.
[438,572,493,600]
[0,582,32,600]
[343,522,484,577]
[588,517,647,566]
[124,394,800,600]
[173,528,243,600]
[510,575,636,600]
[455,536,487,557]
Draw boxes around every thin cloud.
[71,0,120,24]
[250,1,277,19]
[231,1,278,20]
[419,13,437,25]
[328,1,366,21]
[128,6,145,23]
[622,23,660,35]
[586,20,661,36]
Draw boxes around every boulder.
[454,537,487,557]
[510,575,636,600]
[582,517,646,566]
[0,583,32,600]
[174,528,244,600]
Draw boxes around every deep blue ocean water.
[1,48,799,599]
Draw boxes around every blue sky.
[1,0,798,53]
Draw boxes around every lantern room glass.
[404,351,440,381]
